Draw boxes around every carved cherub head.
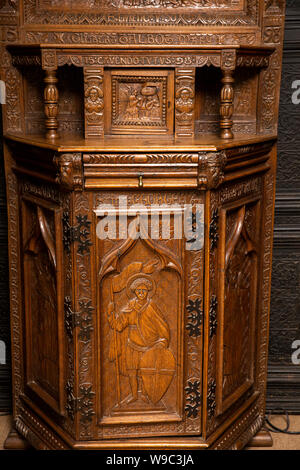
[85,85,103,102]
[176,86,194,101]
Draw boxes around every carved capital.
[42,49,57,70]
[198,151,227,190]
[54,153,83,191]
[221,49,237,71]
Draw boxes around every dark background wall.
[266,0,300,413]
[0,0,299,414]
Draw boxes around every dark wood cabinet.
[0,1,286,450]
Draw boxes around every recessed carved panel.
[216,198,261,415]
[98,236,183,424]
[93,190,205,437]
[21,196,64,415]
[23,0,258,27]
[105,70,174,135]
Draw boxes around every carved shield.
[140,347,176,404]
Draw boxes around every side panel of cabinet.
[204,172,266,439]
[216,196,261,415]
[21,194,65,415]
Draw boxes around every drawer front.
[83,153,199,189]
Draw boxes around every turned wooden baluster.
[44,69,59,140]
[220,50,236,140]
[220,70,234,140]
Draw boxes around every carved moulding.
[24,31,258,46]
[53,153,83,191]
[56,52,221,69]
[23,0,259,27]
[212,404,263,450]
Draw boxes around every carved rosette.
[54,153,83,191]
[84,66,104,138]
[198,151,227,190]
[175,68,195,137]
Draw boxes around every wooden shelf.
[4,132,277,153]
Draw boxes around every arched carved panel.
[93,190,204,437]
[21,196,65,415]
[216,198,261,416]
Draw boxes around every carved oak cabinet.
[1,0,286,451]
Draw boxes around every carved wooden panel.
[93,190,204,438]
[22,0,259,29]
[105,70,174,135]
[217,198,261,415]
[206,173,264,437]
[0,0,287,451]
[21,195,65,415]
[84,66,104,139]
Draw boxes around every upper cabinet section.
[0,1,286,142]
[6,43,274,142]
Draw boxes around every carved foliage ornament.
[23,0,258,27]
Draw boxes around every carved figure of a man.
[107,274,170,404]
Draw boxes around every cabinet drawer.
[83,153,198,189]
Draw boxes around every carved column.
[44,69,59,140]
[175,68,195,138]
[84,66,104,139]
[220,50,236,140]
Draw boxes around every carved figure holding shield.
[107,262,175,407]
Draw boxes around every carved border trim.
[23,0,258,27]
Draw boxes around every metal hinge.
[209,294,218,338]
[209,208,219,250]
[66,381,95,424]
[207,379,216,418]
[64,296,94,343]
[62,212,92,254]
[186,298,203,338]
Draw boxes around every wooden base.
[246,429,273,448]
[4,427,31,450]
